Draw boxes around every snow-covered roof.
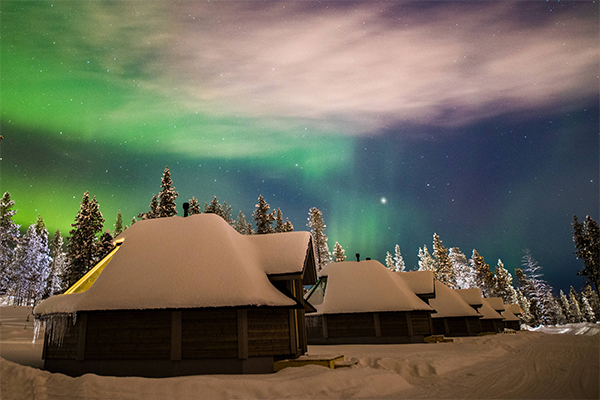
[429,281,481,318]
[479,298,505,320]
[501,309,520,322]
[505,303,522,315]
[397,271,435,295]
[35,214,315,315]
[485,297,505,312]
[310,260,433,314]
[455,289,483,307]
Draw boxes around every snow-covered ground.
[1,306,598,399]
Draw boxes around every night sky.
[2,1,598,292]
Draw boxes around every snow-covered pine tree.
[582,284,600,321]
[568,286,583,323]
[385,251,394,270]
[246,222,255,235]
[65,192,105,288]
[138,195,159,220]
[394,244,406,272]
[0,191,20,293]
[572,215,600,295]
[188,197,201,215]
[580,295,596,322]
[275,209,285,233]
[283,218,294,232]
[204,196,219,214]
[220,202,234,225]
[131,217,137,225]
[254,195,275,234]
[417,245,435,272]
[97,230,115,260]
[449,247,474,289]
[516,288,535,326]
[157,166,178,217]
[307,207,331,270]
[333,242,346,262]
[471,249,495,297]
[558,289,571,322]
[494,259,514,302]
[520,250,556,325]
[432,233,455,287]
[235,211,248,234]
[114,210,124,237]
[44,230,66,298]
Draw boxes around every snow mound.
[455,288,483,307]
[478,298,504,320]
[35,214,314,315]
[524,322,600,336]
[315,260,433,314]
[397,271,434,295]
[429,281,480,318]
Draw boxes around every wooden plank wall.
[432,318,446,335]
[326,313,375,338]
[467,317,482,334]
[182,309,239,359]
[410,312,432,336]
[379,312,409,337]
[44,321,78,360]
[247,309,290,357]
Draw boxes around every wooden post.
[405,312,414,336]
[322,315,329,339]
[76,313,87,361]
[171,311,182,361]
[428,314,434,335]
[237,309,248,360]
[374,313,382,337]
[289,309,298,355]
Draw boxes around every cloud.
[155,1,598,134]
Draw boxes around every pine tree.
[580,295,596,322]
[417,245,435,272]
[432,233,455,287]
[307,207,331,270]
[114,210,124,237]
[188,196,201,215]
[275,209,285,233]
[385,251,394,270]
[449,247,474,289]
[97,230,115,260]
[204,196,220,214]
[471,249,495,297]
[582,284,600,321]
[333,242,346,262]
[572,215,600,294]
[235,211,248,234]
[559,290,571,322]
[65,192,105,288]
[394,244,406,272]
[494,259,515,302]
[246,222,255,235]
[0,191,20,293]
[283,218,294,232]
[44,230,66,298]
[254,195,275,234]
[157,166,178,217]
[516,288,535,326]
[139,194,159,220]
[519,251,556,325]
[568,286,583,323]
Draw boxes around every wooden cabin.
[428,281,483,336]
[304,260,434,344]
[454,289,484,335]
[479,298,505,333]
[34,214,317,377]
[502,304,522,330]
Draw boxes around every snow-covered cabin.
[428,282,483,336]
[479,298,506,333]
[304,260,434,344]
[502,303,522,330]
[34,214,317,376]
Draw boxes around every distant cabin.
[34,214,317,377]
[502,304,522,330]
[428,281,483,336]
[304,260,434,344]
[478,298,506,333]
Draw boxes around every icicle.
[32,318,44,344]
[35,313,78,347]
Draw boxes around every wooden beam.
[171,311,182,361]
[428,314,434,335]
[373,313,382,337]
[237,309,248,360]
[76,313,87,361]
[405,312,414,337]
[289,309,298,355]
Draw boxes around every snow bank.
[454,288,482,307]
[429,281,480,318]
[523,322,600,336]
[35,214,310,315]
[478,298,504,320]
[314,261,432,314]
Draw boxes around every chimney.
[356,253,360,262]
[183,202,190,217]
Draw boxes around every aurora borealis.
[1,0,598,291]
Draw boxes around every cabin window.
[305,277,327,306]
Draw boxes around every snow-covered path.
[1,306,598,399]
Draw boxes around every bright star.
[380,197,387,204]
